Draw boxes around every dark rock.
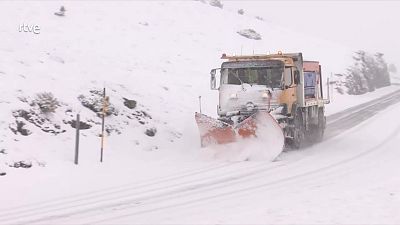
[78,91,118,117]
[13,109,31,121]
[145,127,157,137]
[255,16,264,21]
[37,161,46,167]
[18,96,29,103]
[88,119,101,125]
[89,89,102,95]
[12,109,65,134]
[54,6,66,16]
[9,120,31,136]
[209,0,223,8]
[141,111,152,119]
[123,98,137,109]
[105,125,121,135]
[0,172,6,176]
[9,161,32,168]
[67,120,92,130]
[127,110,152,125]
[17,121,30,136]
[237,29,262,40]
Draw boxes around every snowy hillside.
[0,1,356,167]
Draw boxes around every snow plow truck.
[195,52,330,152]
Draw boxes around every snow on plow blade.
[195,111,285,150]
[195,112,236,147]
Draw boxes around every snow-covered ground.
[1,1,400,224]
[1,88,399,224]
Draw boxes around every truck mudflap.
[195,111,285,150]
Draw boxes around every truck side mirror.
[294,70,300,84]
[210,69,217,90]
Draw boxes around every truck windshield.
[223,67,283,88]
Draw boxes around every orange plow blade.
[195,112,236,147]
[195,111,285,150]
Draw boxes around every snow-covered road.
[325,88,400,139]
[1,90,400,224]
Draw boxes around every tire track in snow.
[326,89,400,123]
[11,162,290,225]
[0,163,236,219]
[0,162,285,224]
[83,119,400,225]
[325,89,400,139]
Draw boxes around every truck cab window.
[284,67,293,86]
[225,67,283,88]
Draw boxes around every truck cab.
[210,53,301,119]
[209,52,329,148]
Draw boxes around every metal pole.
[74,114,80,165]
[198,96,202,114]
[327,77,331,102]
[100,87,105,163]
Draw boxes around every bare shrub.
[34,92,59,113]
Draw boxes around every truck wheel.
[315,108,325,142]
[292,110,304,149]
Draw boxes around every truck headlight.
[246,102,255,111]
[262,91,272,99]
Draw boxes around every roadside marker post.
[74,114,80,165]
[100,87,106,163]
[199,96,202,113]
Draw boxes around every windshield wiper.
[234,74,246,91]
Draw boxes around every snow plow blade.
[195,112,236,147]
[195,111,285,150]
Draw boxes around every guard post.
[74,114,80,165]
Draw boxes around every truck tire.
[315,108,326,142]
[292,110,305,149]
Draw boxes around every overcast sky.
[225,1,400,66]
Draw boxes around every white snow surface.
[0,1,400,224]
